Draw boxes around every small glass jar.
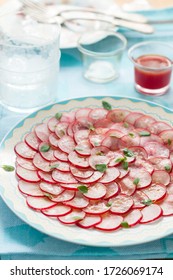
[77,30,127,83]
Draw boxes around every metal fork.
[22,5,154,34]
[19,0,148,23]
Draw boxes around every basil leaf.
[95,164,107,173]
[139,131,151,137]
[55,112,62,120]
[73,216,82,221]
[123,148,134,157]
[121,221,130,228]
[44,193,53,199]
[168,139,172,145]
[165,165,171,172]
[50,164,59,170]
[106,202,112,207]
[122,161,128,170]
[77,185,88,193]
[115,157,125,163]
[1,165,15,172]
[133,178,140,186]
[102,101,112,111]
[40,144,50,152]
[141,199,153,206]
[123,122,129,128]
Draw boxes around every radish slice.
[77,171,103,184]
[149,157,172,172]
[119,133,140,148]
[167,183,173,194]
[89,108,108,122]
[89,133,105,147]
[65,194,89,209]
[58,135,76,154]
[54,160,70,172]
[60,111,76,123]
[47,117,59,132]
[68,151,89,168]
[104,182,120,199]
[129,167,152,189]
[140,134,163,146]
[54,148,68,162]
[75,108,91,121]
[117,166,129,179]
[84,201,110,215]
[109,195,133,214]
[52,169,78,184]
[15,142,36,159]
[39,182,64,196]
[25,132,40,151]
[26,196,57,210]
[119,176,136,196]
[144,142,169,158]
[124,112,143,125]
[58,210,86,224]
[37,171,56,184]
[18,180,44,196]
[152,170,170,186]
[60,183,82,191]
[74,130,90,144]
[33,153,51,172]
[16,165,40,183]
[99,167,120,183]
[77,215,101,228]
[140,204,162,224]
[159,194,173,216]
[142,184,167,202]
[16,156,37,171]
[149,121,172,134]
[55,122,69,138]
[88,155,110,170]
[101,136,119,151]
[134,115,155,129]
[91,146,110,156]
[70,166,93,179]
[123,209,142,226]
[95,214,123,231]
[83,183,106,200]
[74,141,92,156]
[107,109,130,123]
[39,144,57,162]
[129,146,148,159]
[42,204,72,217]
[50,190,75,202]
[35,123,50,142]
[49,133,59,148]
[132,190,150,209]
[159,129,173,149]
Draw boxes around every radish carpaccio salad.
[14,100,173,231]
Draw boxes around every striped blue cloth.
[1,7,173,260]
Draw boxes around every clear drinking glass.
[128,41,173,96]
[77,30,127,83]
[0,14,61,113]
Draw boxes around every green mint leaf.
[168,139,172,145]
[123,148,134,157]
[121,221,130,228]
[49,164,59,170]
[55,112,62,120]
[1,165,15,172]
[133,177,140,186]
[165,165,171,172]
[106,202,112,207]
[77,185,88,193]
[40,144,50,152]
[139,131,151,137]
[73,216,82,221]
[102,101,112,111]
[44,193,53,199]
[141,199,153,206]
[123,122,129,128]
[95,164,107,173]
[129,132,135,138]
[115,157,126,163]
[122,161,128,170]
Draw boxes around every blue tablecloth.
[1,7,173,260]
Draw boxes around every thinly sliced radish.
[58,210,86,224]
[104,182,120,199]
[144,142,170,158]
[54,160,70,172]
[108,151,125,167]
[101,136,119,151]
[132,190,149,209]
[39,144,57,162]
[33,153,51,172]
[109,194,133,214]
[117,166,129,179]
[47,117,59,132]
[167,183,173,194]
[159,194,173,216]
[84,201,110,215]
[77,171,103,184]
[119,133,140,148]
[89,108,108,123]
[15,142,36,159]
[149,157,172,172]
[26,196,57,210]
[16,165,40,183]
[42,204,72,217]
[140,204,162,224]
[124,112,143,125]
[129,146,148,159]
[89,133,105,147]
[77,215,101,228]
[68,151,89,168]
[152,170,170,186]
[119,176,136,196]
[49,133,59,148]
[74,130,90,144]
[149,121,172,134]
[16,156,37,171]
[134,115,155,129]
[123,209,142,226]
[107,109,130,123]
[60,183,83,190]
[75,108,91,121]
[58,135,76,154]
[88,155,110,170]
[129,167,152,189]
[140,134,163,146]
[90,146,110,156]
[83,183,106,200]
[99,167,120,183]
[70,166,93,179]
[35,123,50,142]
[39,182,64,196]
[159,129,173,149]
[142,184,167,202]
[95,214,123,231]
[52,169,78,184]
[54,148,68,162]
[25,132,40,151]
[50,190,75,202]
[65,194,89,209]
[60,111,76,123]
[18,180,44,196]
[37,171,56,184]
[55,121,69,138]
[133,158,154,174]
[72,118,92,133]
[74,141,91,156]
